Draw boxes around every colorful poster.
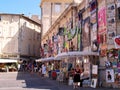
[106,69,115,83]
[82,17,90,47]
[98,7,106,28]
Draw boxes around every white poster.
[92,65,98,75]
[91,79,97,88]
[106,69,115,83]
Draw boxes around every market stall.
[55,51,99,86]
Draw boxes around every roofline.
[40,0,73,7]
[0,13,41,26]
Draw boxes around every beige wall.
[0,14,41,59]
[19,17,41,58]
[0,15,19,57]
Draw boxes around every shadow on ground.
[16,72,59,90]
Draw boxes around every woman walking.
[73,65,81,89]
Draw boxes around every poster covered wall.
[106,0,116,45]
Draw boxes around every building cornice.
[40,0,73,7]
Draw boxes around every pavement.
[0,72,119,90]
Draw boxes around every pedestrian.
[42,63,46,77]
[73,65,81,89]
[38,64,42,76]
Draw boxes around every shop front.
[0,59,18,72]
[36,57,60,79]
[55,51,99,87]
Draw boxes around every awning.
[0,59,17,63]
[55,51,99,60]
[36,57,55,62]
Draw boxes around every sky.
[0,0,41,17]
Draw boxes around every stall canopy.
[36,57,55,62]
[0,59,17,63]
[55,51,99,60]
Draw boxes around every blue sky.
[0,0,41,17]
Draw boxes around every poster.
[114,35,120,48]
[82,17,90,47]
[92,65,98,75]
[98,7,106,29]
[91,23,98,51]
[91,79,97,88]
[106,69,115,83]
[98,7,107,46]
[107,4,115,18]
[107,31,115,44]
[84,63,90,78]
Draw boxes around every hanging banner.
[98,7,106,32]
[82,17,90,48]
[91,23,98,51]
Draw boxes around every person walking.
[73,65,81,89]
[42,63,46,77]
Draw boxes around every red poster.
[98,7,106,32]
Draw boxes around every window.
[55,3,61,13]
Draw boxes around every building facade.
[0,14,41,60]
[40,0,120,88]
[40,0,73,35]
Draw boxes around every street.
[0,72,119,90]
